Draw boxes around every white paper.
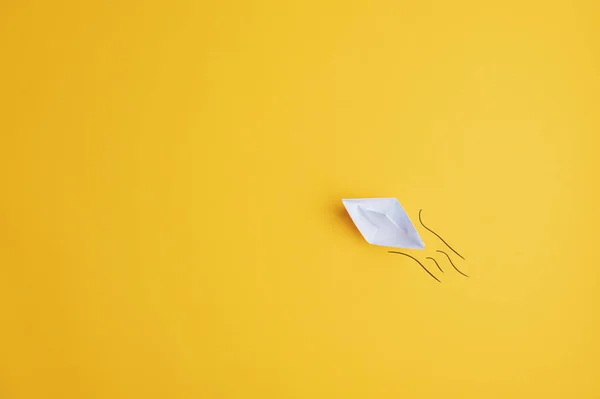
[342,198,424,249]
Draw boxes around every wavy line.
[388,251,441,283]
[419,209,465,260]
[436,250,469,278]
[426,257,443,273]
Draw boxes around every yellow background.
[1,1,600,398]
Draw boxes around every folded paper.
[342,198,424,249]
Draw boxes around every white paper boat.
[342,198,424,249]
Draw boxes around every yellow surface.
[1,1,600,398]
